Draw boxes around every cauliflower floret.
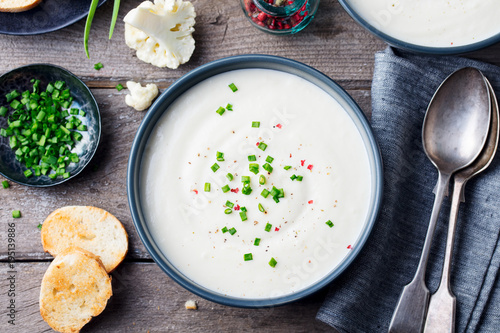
[124,0,196,69]
[125,81,159,111]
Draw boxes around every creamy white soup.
[348,0,500,47]
[140,69,372,298]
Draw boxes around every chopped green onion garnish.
[290,174,297,180]
[216,151,224,161]
[24,169,33,178]
[241,175,250,184]
[2,180,9,188]
[224,208,232,214]
[222,226,228,233]
[261,189,270,198]
[228,83,238,92]
[211,163,220,172]
[254,238,261,246]
[258,142,267,151]
[243,253,253,261]
[249,163,259,174]
[221,185,230,193]
[240,211,248,221]
[204,182,211,192]
[265,156,274,163]
[216,106,225,116]
[326,220,334,228]
[0,106,7,117]
[269,257,277,268]
[116,83,124,91]
[252,121,260,128]
[297,175,303,181]
[226,103,233,111]
[226,173,234,181]
[12,210,21,218]
[258,203,265,213]
[248,155,257,161]
[94,62,104,70]
[259,175,266,185]
[263,163,273,173]
[240,206,247,212]
[229,227,237,235]
[37,223,43,230]
[225,200,234,208]
[242,184,252,195]
[265,223,272,232]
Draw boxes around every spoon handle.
[423,177,465,333]
[389,172,451,333]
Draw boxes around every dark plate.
[0,0,106,36]
[0,64,100,187]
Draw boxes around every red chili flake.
[301,160,305,166]
[234,205,240,211]
[276,123,282,129]
[290,153,292,158]
[275,227,280,231]
[230,188,239,193]
[308,200,313,204]
[308,260,311,263]
[256,142,260,146]
[347,245,352,249]
[307,164,313,171]
[193,189,198,194]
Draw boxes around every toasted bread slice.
[41,206,128,273]
[40,247,112,333]
[0,0,42,12]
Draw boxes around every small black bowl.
[0,64,100,187]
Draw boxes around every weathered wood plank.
[0,88,371,261]
[1,262,336,332]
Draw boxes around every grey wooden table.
[1,1,499,332]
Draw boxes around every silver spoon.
[423,79,499,333]
[388,67,491,333]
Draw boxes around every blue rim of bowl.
[127,54,384,308]
[337,0,500,55]
[0,63,101,187]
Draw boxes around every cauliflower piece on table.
[125,81,159,111]
[124,0,196,69]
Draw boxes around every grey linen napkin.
[317,47,500,333]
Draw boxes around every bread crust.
[39,247,112,333]
[0,0,42,12]
[41,206,128,273]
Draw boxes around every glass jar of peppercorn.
[240,0,320,35]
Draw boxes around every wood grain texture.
[0,0,385,88]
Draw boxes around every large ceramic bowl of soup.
[127,55,383,307]
[338,0,500,54]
